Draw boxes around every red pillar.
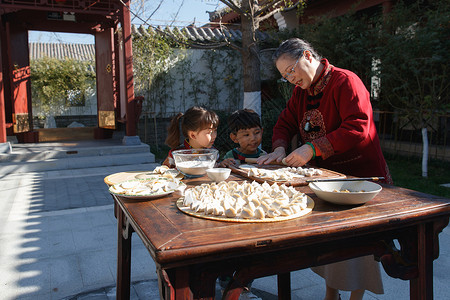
[0,41,6,144]
[121,1,138,140]
[0,17,7,144]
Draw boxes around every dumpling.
[254,207,265,219]
[241,207,255,219]
[248,169,258,177]
[191,200,205,213]
[250,198,261,207]
[258,201,271,213]
[225,207,237,218]
[235,197,246,208]
[280,204,295,216]
[246,193,258,204]
[120,181,139,189]
[153,165,169,174]
[110,185,126,194]
[205,203,215,215]
[162,169,179,179]
[213,206,225,216]
[183,193,194,207]
[261,182,271,189]
[289,204,302,214]
[267,208,281,218]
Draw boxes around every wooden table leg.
[157,267,175,300]
[410,223,433,300]
[158,265,218,300]
[223,285,244,300]
[175,267,193,300]
[277,273,291,300]
[116,203,132,300]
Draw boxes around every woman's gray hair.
[272,38,322,63]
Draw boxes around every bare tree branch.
[256,6,285,23]
[144,0,165,24]
[257,0,284,9]
[219,0,245,15]
[169,0,185,27]
[255,0,293,16]
[119,0,229,49]
[130,0,144,23]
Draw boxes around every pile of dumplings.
[244,166,323,181]
[180,180,308,220]
[152,165,181,179]
[110,178,184,196]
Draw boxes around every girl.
[162,106,219,167]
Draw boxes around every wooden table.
[110,174,450,300]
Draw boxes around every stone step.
[0,152,155,174]
[0,142,151,163]
[0,139,157,174]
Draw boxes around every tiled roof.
[131,24,270,43]
[207,6,234,22]
[29,42,95,61]
[28,25,270,61]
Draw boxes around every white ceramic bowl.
[206,168,231,182]
[172,149,218,178]
[308,180,382,205]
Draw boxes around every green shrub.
[30,57,95,116]
[385,153,450,198]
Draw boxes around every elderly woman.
[257,38,391,300]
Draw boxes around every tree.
[218,0,303,115]
[132,28,176,113]
[296,10,378,91]
[127,0,303,116]
[374,0,450,177]
[30,57,96,118]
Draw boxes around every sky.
[28,0,226,44]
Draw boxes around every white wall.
[137,48,277,117]
[138,49,242,117]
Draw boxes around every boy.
[218,109,265,299]
[220,109,266,168]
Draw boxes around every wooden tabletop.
[114,173,450,269]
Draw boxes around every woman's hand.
[283,144,314,167]
[219,158,237,168]
[256,147,286,165]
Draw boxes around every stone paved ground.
[1,146,449,299]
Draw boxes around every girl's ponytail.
[165,112,183,149]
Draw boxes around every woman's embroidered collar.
[307,58,334,96]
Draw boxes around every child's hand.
[219,158,237,168]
